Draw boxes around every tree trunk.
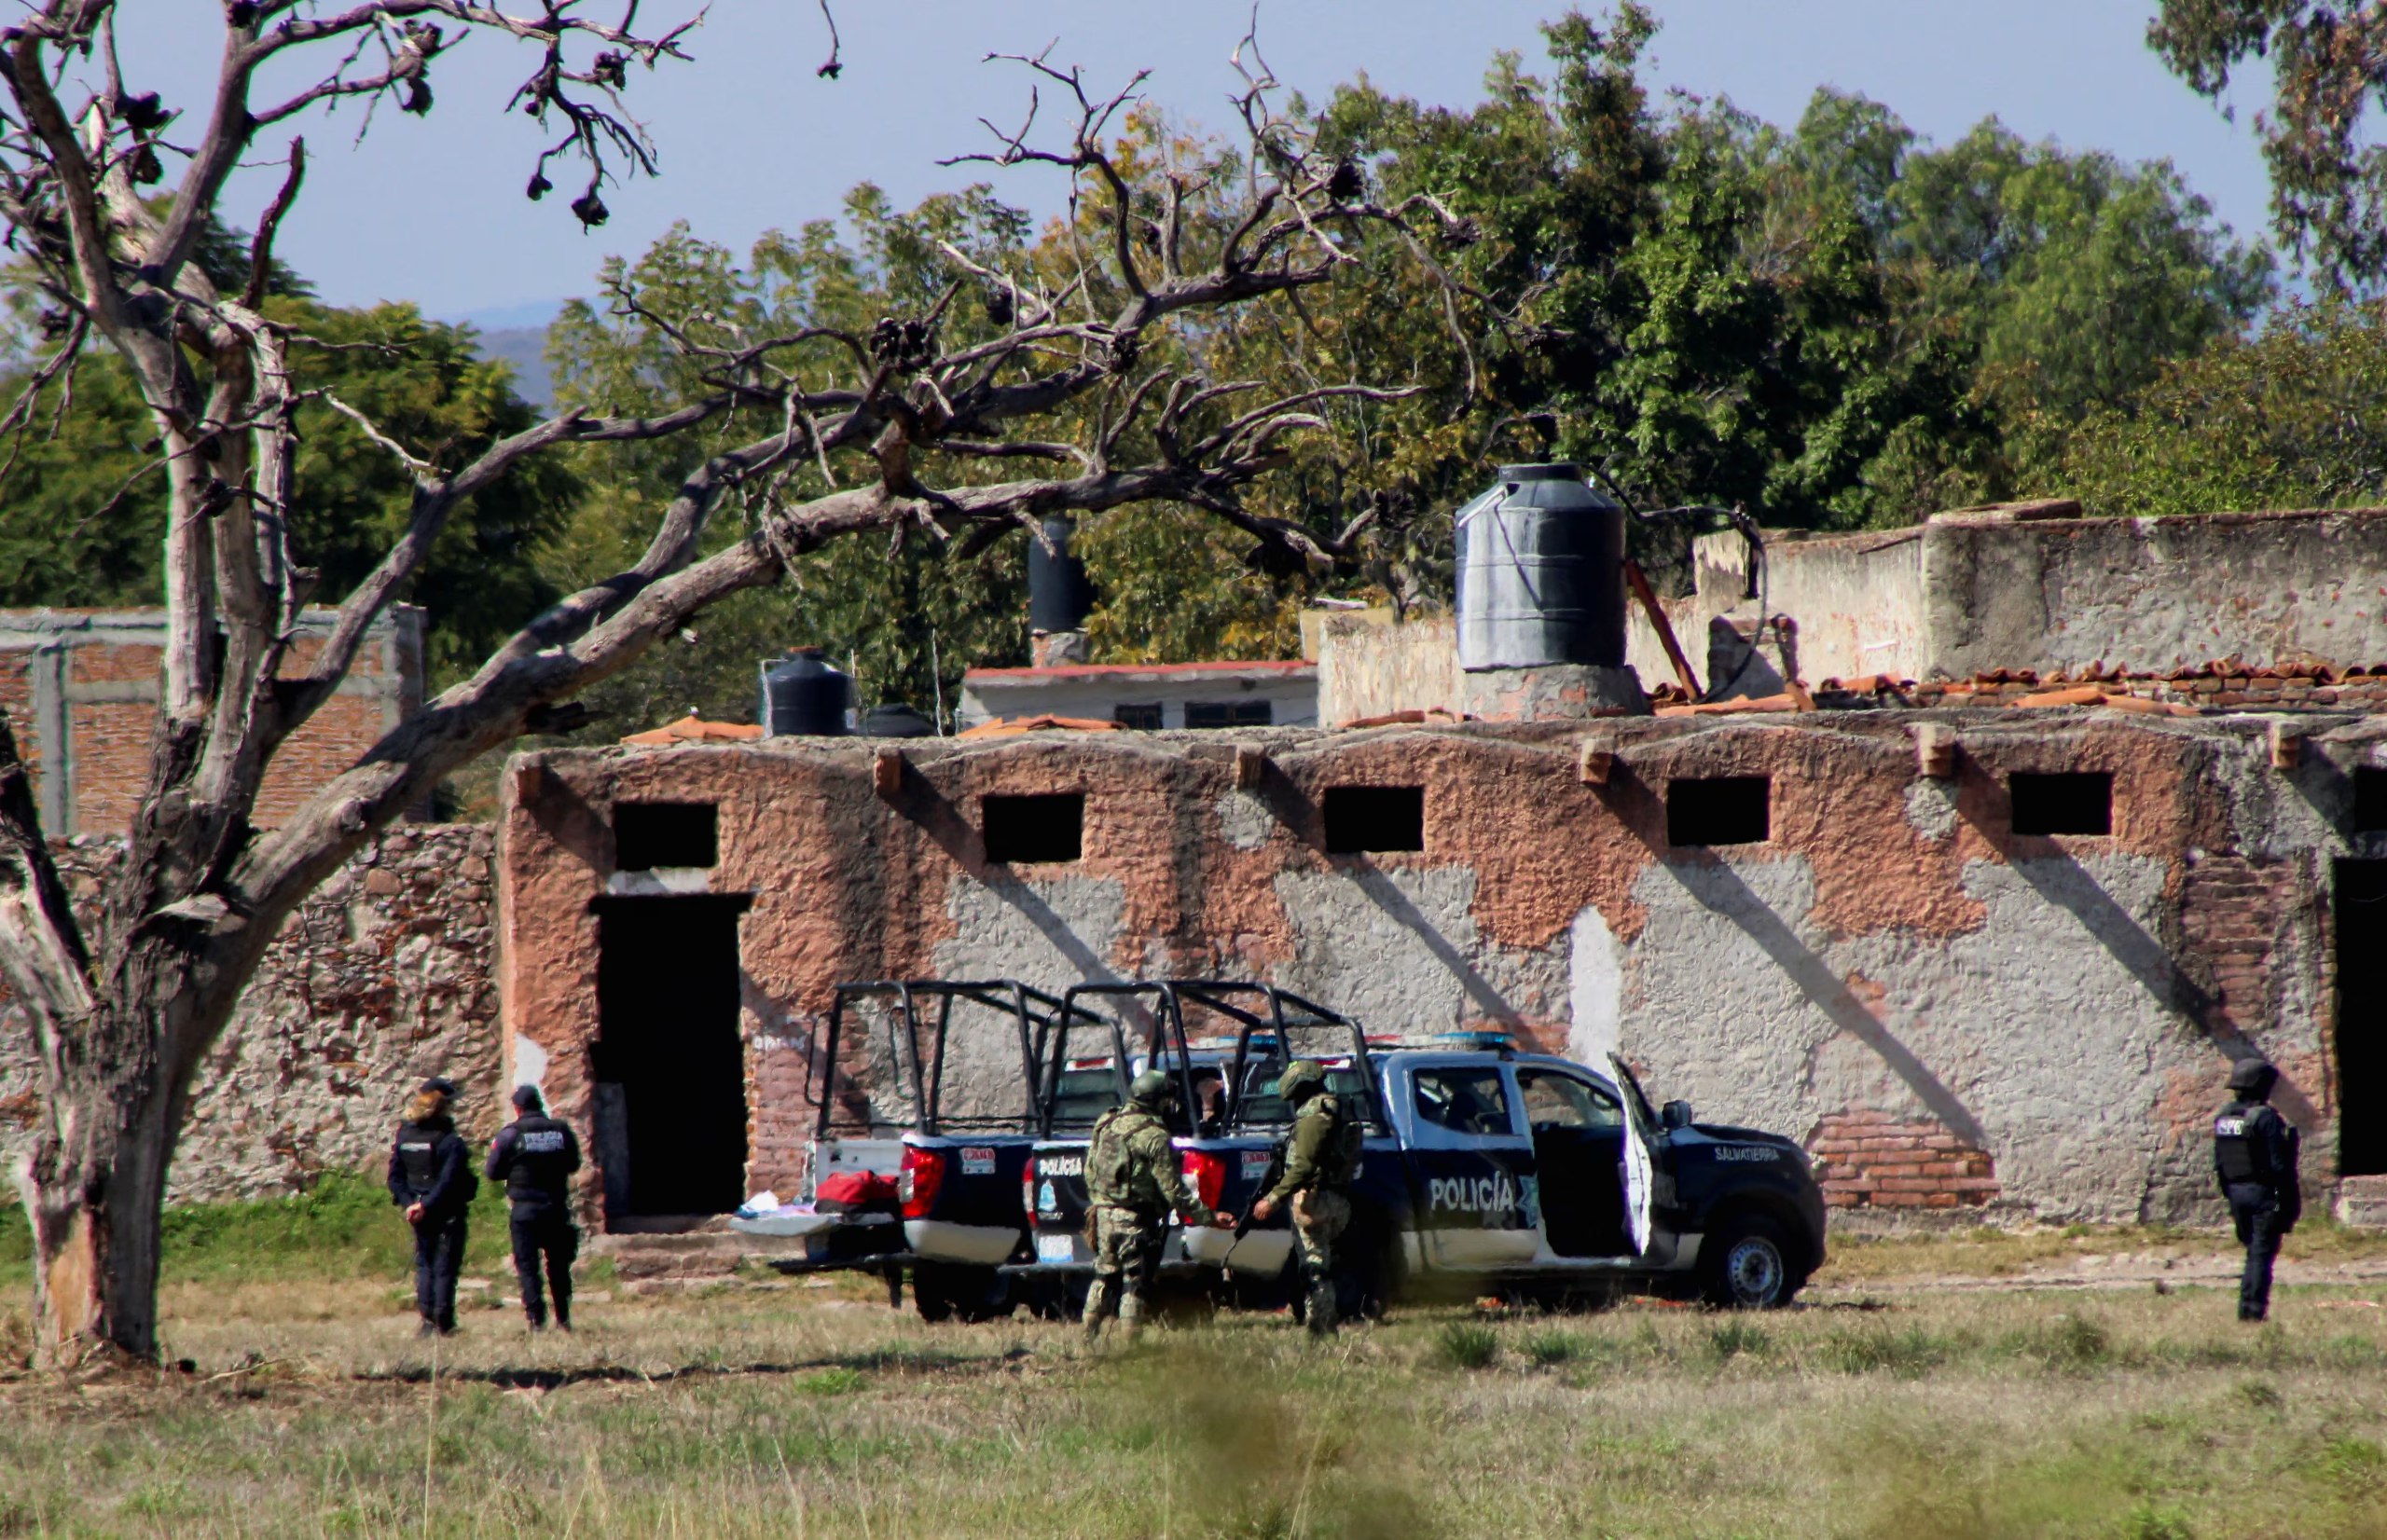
[17,947,219,1368]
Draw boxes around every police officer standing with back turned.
[1249,1059,1362,1338]
[1081,1069,1233,1343]
[487,1085,582,1332]
[388,1077,476,1337]
[2214,1056,2302,1323]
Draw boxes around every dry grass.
[0,1252,2385,1538]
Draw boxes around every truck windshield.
[1235,1060,1368,1126]
[1048,1064,1124,1131]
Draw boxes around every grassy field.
[1,1191,2385,1537]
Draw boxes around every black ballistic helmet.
[2227,1058,2278,1097]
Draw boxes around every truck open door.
[1611,1053,1656,1257]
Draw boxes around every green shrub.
[1439,1322,1499,1369]
[1523,1330,1580,1367]
[1823,1326,1948,1378]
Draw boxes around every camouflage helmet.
[1128,1069,1177,1107]
[1276,1059,1328,1107]
[2228,1057,2279,1097]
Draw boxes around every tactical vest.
[1305,1094,1363,1190]
[396,1121,446,1195]
[1086,1105,1163,1213]
[2215,1100,2277,1186]
[504,1116,575,1203]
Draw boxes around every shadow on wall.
[1956,771,2325,1133]
[891,758,1124,987]
[1657,856,1989,1149]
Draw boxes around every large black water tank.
[1454,463,1627,670]
[1027,516,1097,633]
[758,648,851,736]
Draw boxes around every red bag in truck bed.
[814,1170,899,1212]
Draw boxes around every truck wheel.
[950,1266,1012,1324]
[1699,1213,1801,1310]
[912,1264,957,1323]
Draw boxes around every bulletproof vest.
[1306,1094,1363,1190]
[397,1120,447,1195]
[505,1115,574,1202]
[2214,1100,2275,1185]
[1086,1105,1163,1212]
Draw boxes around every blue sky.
[112,2,2277,324]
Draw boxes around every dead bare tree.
[0,4,1444,1366]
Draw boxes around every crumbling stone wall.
[0,825,500,1203]
[504,709,2383,1228]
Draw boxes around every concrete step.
[590,1229,753,1280]
[2336,1176,2387,1231]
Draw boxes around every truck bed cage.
[1039,981,1382,1135]
[810,980,1097,1137]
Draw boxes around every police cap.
[2227,1058,2278,1096]
[511,1084,544,1111]
[1128,1069,1177,1107]
[420,1076,459,1097]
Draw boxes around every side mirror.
[1661,1099,1694,1131]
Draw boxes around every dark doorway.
[2338,859,2387,1176]
[592,895,751,1220]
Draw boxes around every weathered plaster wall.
[1922,509,2387,678]
[0,825,499,1203]
[504,709,2381,1227]
[1314,614,1460,724]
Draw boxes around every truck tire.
[914,1261,1010,1323]
[911,1263,957,1323]
[1699,1212,1801,1310]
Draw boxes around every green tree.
[2058,297,2387,516]
[2150,0,2387,289]
[0,300,576,681]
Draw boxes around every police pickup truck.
[1018,989,1828,1312]
[735,980,1096,1321]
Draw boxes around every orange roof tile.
[621,715,767,746]
[954,713,1122,739]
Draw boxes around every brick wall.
[1809,1109,2001,1211]
[0,607,423,837]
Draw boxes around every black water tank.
[758,648,851,736]
[1027,516,1097,633]
[860,703,936,738]
[1454,462,1626,670]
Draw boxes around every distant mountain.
[475,325,554,411]
[447,301,561,412]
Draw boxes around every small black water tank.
[1027,516,1097,633]
[758,648,851,736]
[1454,462,1627,670]
[860,703,936,738]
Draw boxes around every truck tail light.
[900,1145,945,1219]
[1180,1148,1226,1214]
[1021,1157,1038,1218]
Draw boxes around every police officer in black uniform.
[486,1085,583,1331]
[2214,1056,2301,1323]
[387,1077,476,1337]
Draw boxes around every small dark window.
[1184,700,1274,729]
[2357,768,2387,833]
[2009,771,2113,836]
[1323,785,1425,854]
[983,792,1083,863]
[614,802,718,870]
[1667,777,1770,846]
[1112,703,1164,731]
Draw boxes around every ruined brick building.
[496,500,2387,1232]
[7,500,2387,1236]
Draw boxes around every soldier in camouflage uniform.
[1081,1069,1233,1342]
[1249,1059,1361,1337]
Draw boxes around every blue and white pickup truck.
[1016,989,1828,1313]
[734,980,1094,1321]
